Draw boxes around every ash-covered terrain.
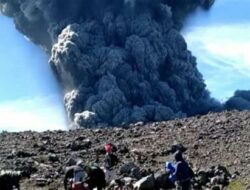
[0,110,249,189]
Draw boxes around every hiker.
[174,151,194,190]
[104,143,119,185]
[84,164,106,190]
[64,160,88,190]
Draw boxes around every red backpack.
[72,182,86,190]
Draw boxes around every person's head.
[105,143,112,153]
[174,151,183,162]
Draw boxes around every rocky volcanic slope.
[0,110,250,189]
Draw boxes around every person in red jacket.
[104,143,119,185]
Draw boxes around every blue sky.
[0,16,67,131]
[182,0,250,101]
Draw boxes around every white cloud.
[185,24,250,75]
[183,23,250,100]
[0,95,68,132]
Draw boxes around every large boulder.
[110,177,135,189]
[194,165,233,189]
[0,170,21,190]
[120,162,142,179]
[154,171,175,189]
[133,174,155,190]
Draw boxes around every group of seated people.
[64,143,118,190]
[64,143,194,190]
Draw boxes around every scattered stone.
[134,122,144,127]
[35,177,48,187]
[48,154,59,162]
[120,162,138,174]
[133,174,155,190]
[211,185,221,190]
[16,151,34,158]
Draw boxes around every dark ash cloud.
[1,0,226,128]
[225,90,250,111]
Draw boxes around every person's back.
[85,165,106,190]
[174,151,194,190]
[104,152,118,170]
[175,160,191,181]
[64,165,88,190]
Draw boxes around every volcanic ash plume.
[225,90,250,111]
[0,0,221,127]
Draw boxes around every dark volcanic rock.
[16,151,34,158]
[133,174,155,190]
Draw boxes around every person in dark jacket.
[104,143,119,184]
[64,161,106,190]
[84,164,106,190]
[174,151,194,190]
[64,161,88,190]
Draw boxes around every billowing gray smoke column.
[225,90,250,111]
[0,0,222,127]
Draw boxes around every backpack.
[74,170,86,182]
[105,153,118,169]
[72,182,86,190]
[72,169,87,190]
